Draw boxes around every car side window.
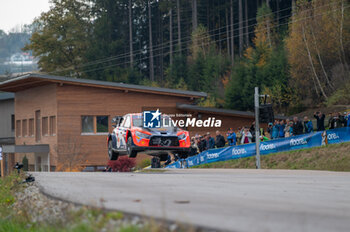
[123,116,131,128]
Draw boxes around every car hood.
[137,127,180,136]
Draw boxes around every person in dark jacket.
[329,113,342,129]
[314,111,325,131]
[292,117,304,135]
[303,116,313,133]
[278,120,285,138]
[198,136,207,152]
[215,130,226,148]
[206,132,215,149]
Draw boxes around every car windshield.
[132,115,175,128]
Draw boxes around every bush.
[107,157,136,172]
[22,156,28,171]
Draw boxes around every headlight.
[178,133,187,140]
[135,131,150,139]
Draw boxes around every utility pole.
[254,87,261,169]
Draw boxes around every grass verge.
[192,142,350,171]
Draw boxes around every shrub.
[107,157,136,172]
[22,156,28,171]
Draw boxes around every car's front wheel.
[127,137,138,158]
[108,140,119,160]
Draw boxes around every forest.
[24,0,350,114]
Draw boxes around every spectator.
[284,120,293,137]
[292,117,304,135]
[314,111,325,131]
[346,112,350,127]
[267,122,273,138]
[226,128,237,146]
[236,127,242,145]
[329,113,342,129]
[250,122,256,142]
[206,132,215,149]
[198,136,207,152]
[215,130,226,148]
[340,112,347,127]
[279,120,285,138]
[271,120,280,139]
[327,113,333,129]
[303,116,313,133]
[260,135,270,141]
[241,127,253,144]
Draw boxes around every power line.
[47,0,344,75]
[66,5,348,76]
[48,2,297,74]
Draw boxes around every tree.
[24,0,92,75]
[230,0,235,64]
[225,4,290,112]
[176,0,182,52]
[148,0,155,81]
[238,0,243,56]
[192,0,198,32]
[285,0,350,102]
[129,0,134,66]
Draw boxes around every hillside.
[193,142,350,172]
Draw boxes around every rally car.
[107,113,191,161]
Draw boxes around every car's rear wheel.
[108,140,119,160]
[127,137,137,158]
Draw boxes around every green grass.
[193,142,350,172]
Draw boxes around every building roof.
[177,104,288,120]
[177,104,256,118]
[0,73,207,98]
[0,92,14,101]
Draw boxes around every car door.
[117,115,130,150]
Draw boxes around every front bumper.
[132,145,191,154]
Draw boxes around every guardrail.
[166,127,350,169]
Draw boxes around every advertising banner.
[166,127,350,169]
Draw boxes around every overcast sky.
[0,0,51,33]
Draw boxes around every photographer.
[314,111,325,131]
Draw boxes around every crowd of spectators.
[190,111,350,153]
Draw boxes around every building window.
[29,118,34,136]
[16,120,21,137]
[50,116,56,135]
[96,116,108,133]
[35,110,41,142]
[22,119,27,137]
[11,115,15,131]
[82,116,94,133]
[82,116,109,134]
[42,117,48,136]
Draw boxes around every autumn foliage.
[107,157,136,172]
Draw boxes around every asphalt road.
[33,169,350,232]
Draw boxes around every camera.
[14,162,24,173]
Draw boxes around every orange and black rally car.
[107,113,191,161]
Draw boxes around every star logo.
[143,109,162,128]
[150,109,161,122]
